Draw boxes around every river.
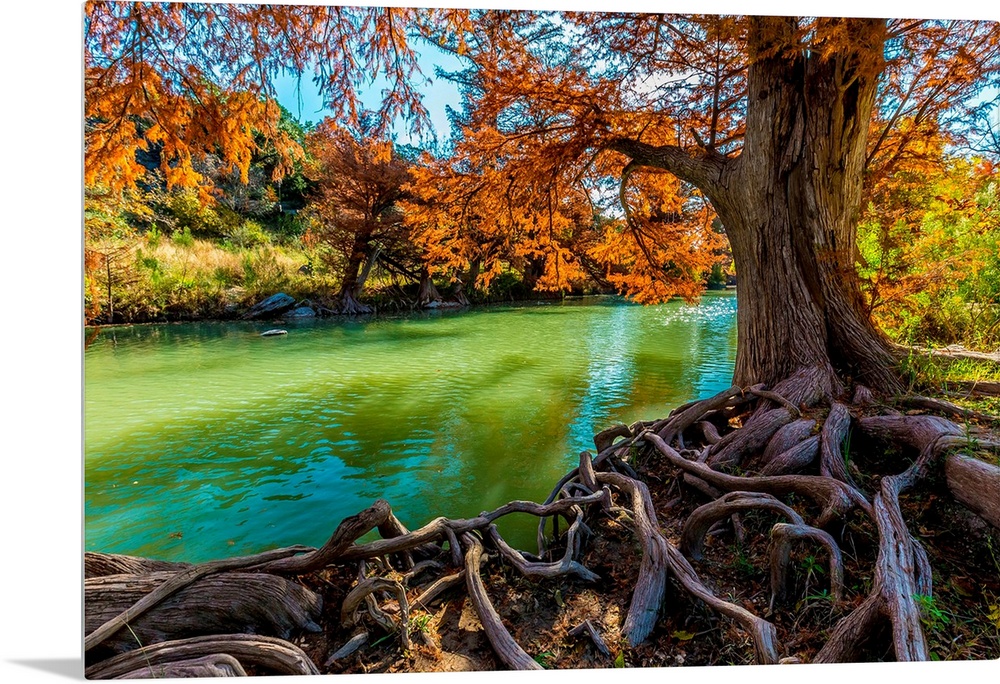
[84,292,737,562]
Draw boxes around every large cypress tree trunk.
[732,17,899,395]
[614,17,902,397]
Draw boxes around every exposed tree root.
[325,631,369,666]
[85,571,322,656]
[899,343,1000,365]
[84,370,1000,675]
[568,619,611,657]
[411,571,466,610]
[341,576,410,652]
[84,634,321,679]
[591,469,671,646]
[945,453,1000,529]
[898,394,1000,425]
[760,418,817,465]
[486,520,599,582]
[681,492,804,561]
[111,653,249,678]
[462,533,543,670]
[85,552,191,578]
[819,402,856,488]
[768,523,844,609]
[333,290,374,315]
[946,379,1000,397]
[647,431,871,526]
[85,545,313,652]
[760,435,820,476]
[707,407,795,469]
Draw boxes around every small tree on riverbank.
[303,120,413,314]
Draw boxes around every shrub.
[227,220,271,249]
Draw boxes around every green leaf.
[671,630,695,641]
[614,651,625,668]
[987,604,1000,629]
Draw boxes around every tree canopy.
[85,3,1000,387]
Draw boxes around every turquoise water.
[84,293,737,562]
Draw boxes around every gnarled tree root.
[945,453,1000,529]
[111,653,249,678]
[486,520,599,582]
[760,419,817,465]
[325,632,369,666]
[591,461,779,662]
[568,619,611,657]
[681,491,804,561]
[646,431,871,526]
[341,576,410,652]
[592,469,670,646]
[462,533,543,670]
[85,571,322,656]
[85,545,314,652]
[84,634,321,679]
[768,523,844,610]
[85,552,191,578]
[339,491,608,564]
[816,412,998,662]
[819,402,857,488]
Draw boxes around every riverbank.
[84,286,736,332]
[85,225,738,326]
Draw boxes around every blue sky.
[271,39,466,147]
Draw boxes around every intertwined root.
[84,373,1000,676]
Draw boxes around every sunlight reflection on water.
[85,293,737,562]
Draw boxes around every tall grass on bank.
[84,229,334,324]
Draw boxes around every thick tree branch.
[607,138,728,196]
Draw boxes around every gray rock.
[260,329,288,337]
[243,293,296,320]
[285,306,317,318]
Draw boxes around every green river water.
[84,292,737,563]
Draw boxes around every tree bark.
[416,265,443,307]
[945,453,1000,529]
[612,16,902,394]
[85,634,320,679]
[336,228,375,314]
[85,572,322,656]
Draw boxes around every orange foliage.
[404,12,998,303]
[86,6,1000,307]
[303,119,412,285]
[84,2,442,194]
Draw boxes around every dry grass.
[86,233,332,323]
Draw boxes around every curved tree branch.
[607,137,729,196]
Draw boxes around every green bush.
[268,213,307,243]
[227,220,271,249]
[167,190,226,238]
[241,248,290,297]
[172,228,195,248]
[859,162,999,351]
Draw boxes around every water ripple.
[85,294,737,561]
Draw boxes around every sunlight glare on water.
[84,293,737,562]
